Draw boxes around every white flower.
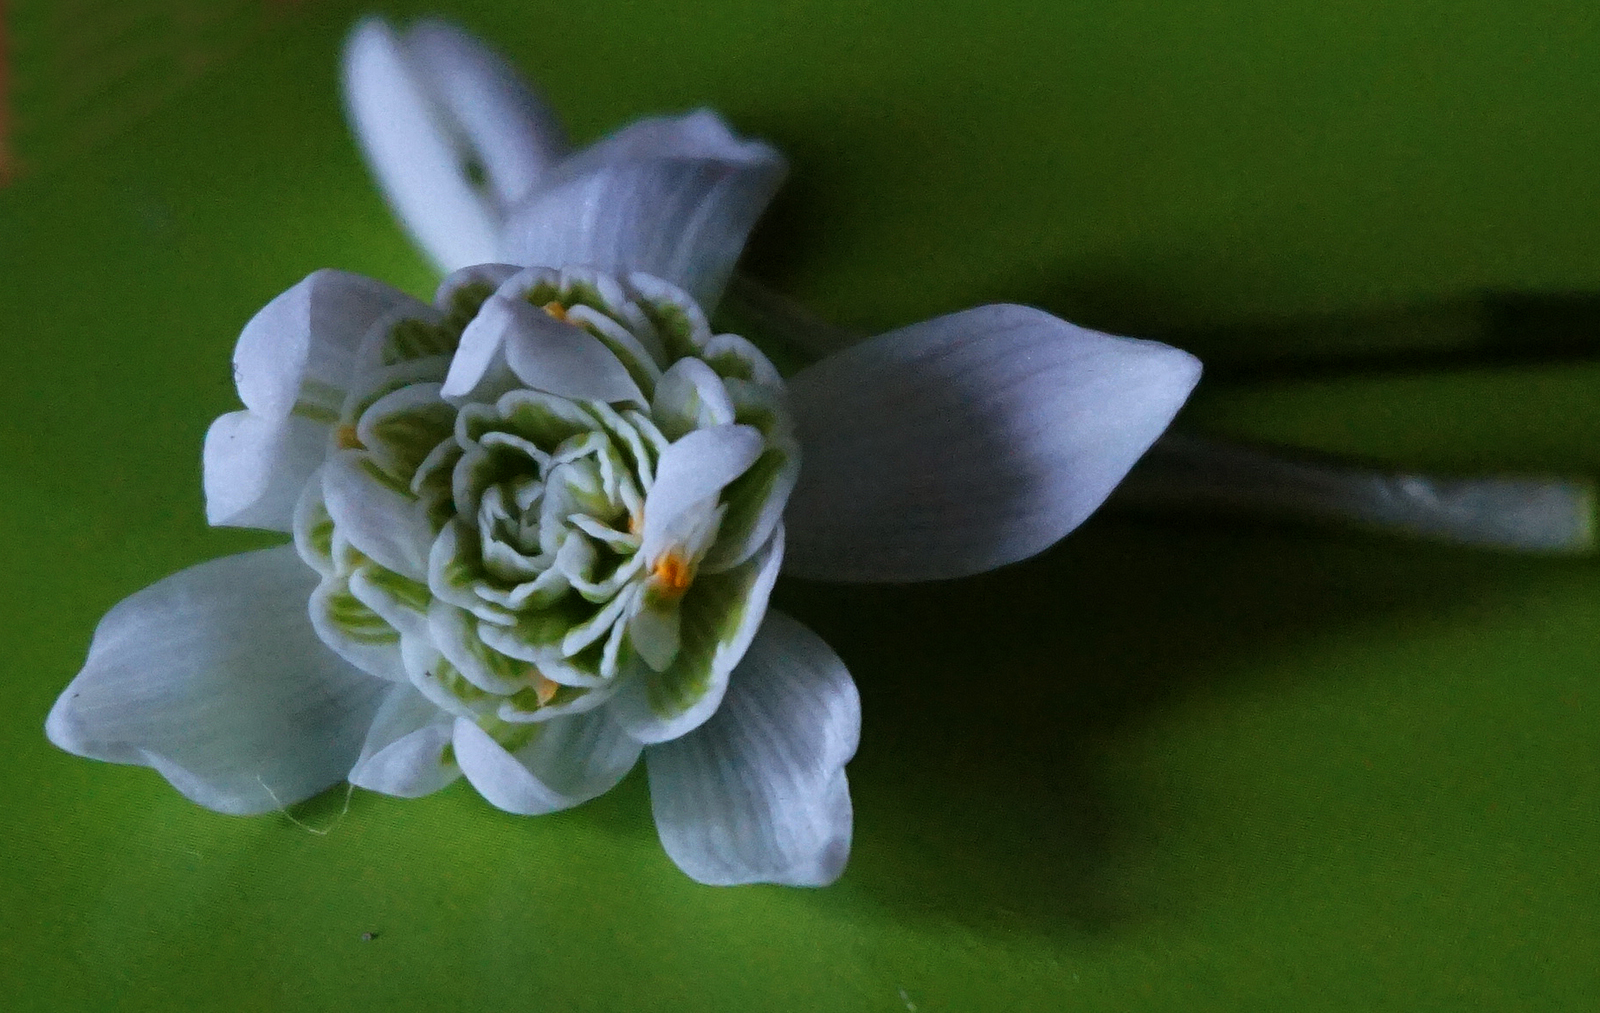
[342,16,784,308]
[46,256,1199,885]
[44,18,1204,888]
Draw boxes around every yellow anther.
[541,300,570,323]
[652,553,694,596]
[533,674,560,706]
[335,424,364,450]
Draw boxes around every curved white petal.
[651,357,735,441]
[235,268,424,421]
[342,18,502,272]
[434,262,522,310]
[403,19,565,208]
[322,450,434,582]
[784,305,1202,582]
[640,424,763,562]
[202,410,327,531]
[498,155,786,309]
[611,527,784,744]
[452,711,641,816]
[500,295,646,404]
[551,108,778,182]
[646,610,859,886]
[45,547,386,815]
[348,684,459,798]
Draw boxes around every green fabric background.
[3,1,1599,1009]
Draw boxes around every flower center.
[541,300,570,323]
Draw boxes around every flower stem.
[1115,432,1596,554]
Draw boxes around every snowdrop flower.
[343,16,783,308]
[45,253,1200,885]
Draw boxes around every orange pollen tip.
[541,300,570,323]
[652,554,694,595]
[532,674,560,706]
[335,424,364,450]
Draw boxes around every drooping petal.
[639,424,763,563]
[611,527,784,744]
[452,711,641,816]
[646,610,859,886]
[234,267,426,421]
[498,155,786,310]
[44,547,386,815]
[202,410,328,531]
[348,683,459,798]
[342,18,503,272]
[783,305,1202,582]
[402,19,565,209]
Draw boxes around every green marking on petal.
[645,541,775,718]
[639,295,702,363]
[471,709,544,752]
[443,281,495,333]
[384,317,457,365]
[359,456,419,500]
[364,566,432,613]
[322,580,401,646]
[369,404,455,477]
[291,400,340,424]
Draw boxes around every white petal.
[552,108,776,183]
[640,424,763,562]
[45,547,386,815]
[646,611,859,886]
[498,155,785,309]
[322,450,434,582]
[341,18,502,272]
[434,262,522,310]
[651,357,735,441]
[403,19,565,208]
[499,295,646,404]
[784,305,1202,582]
[610,527,785,745]
[348,684,459,798]
[202,410,327,531]
[235,268,424,421]
[452,711,641,816]
[441,290,523,400]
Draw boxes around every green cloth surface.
[3,1,1599,1009]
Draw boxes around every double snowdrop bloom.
[44,17,1203,887]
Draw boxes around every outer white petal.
[348,684,459,798]
[646,611,859,886]
[403,19,565,208]
[202,410,327,531]
[234,268,425,420]
[783,305,1202,582]
[551,108,777,182]
[44,547,386,815]
[498,155,786,309]
[640,424,763,562]
[452,711,641,816]
[342,18,502,272]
